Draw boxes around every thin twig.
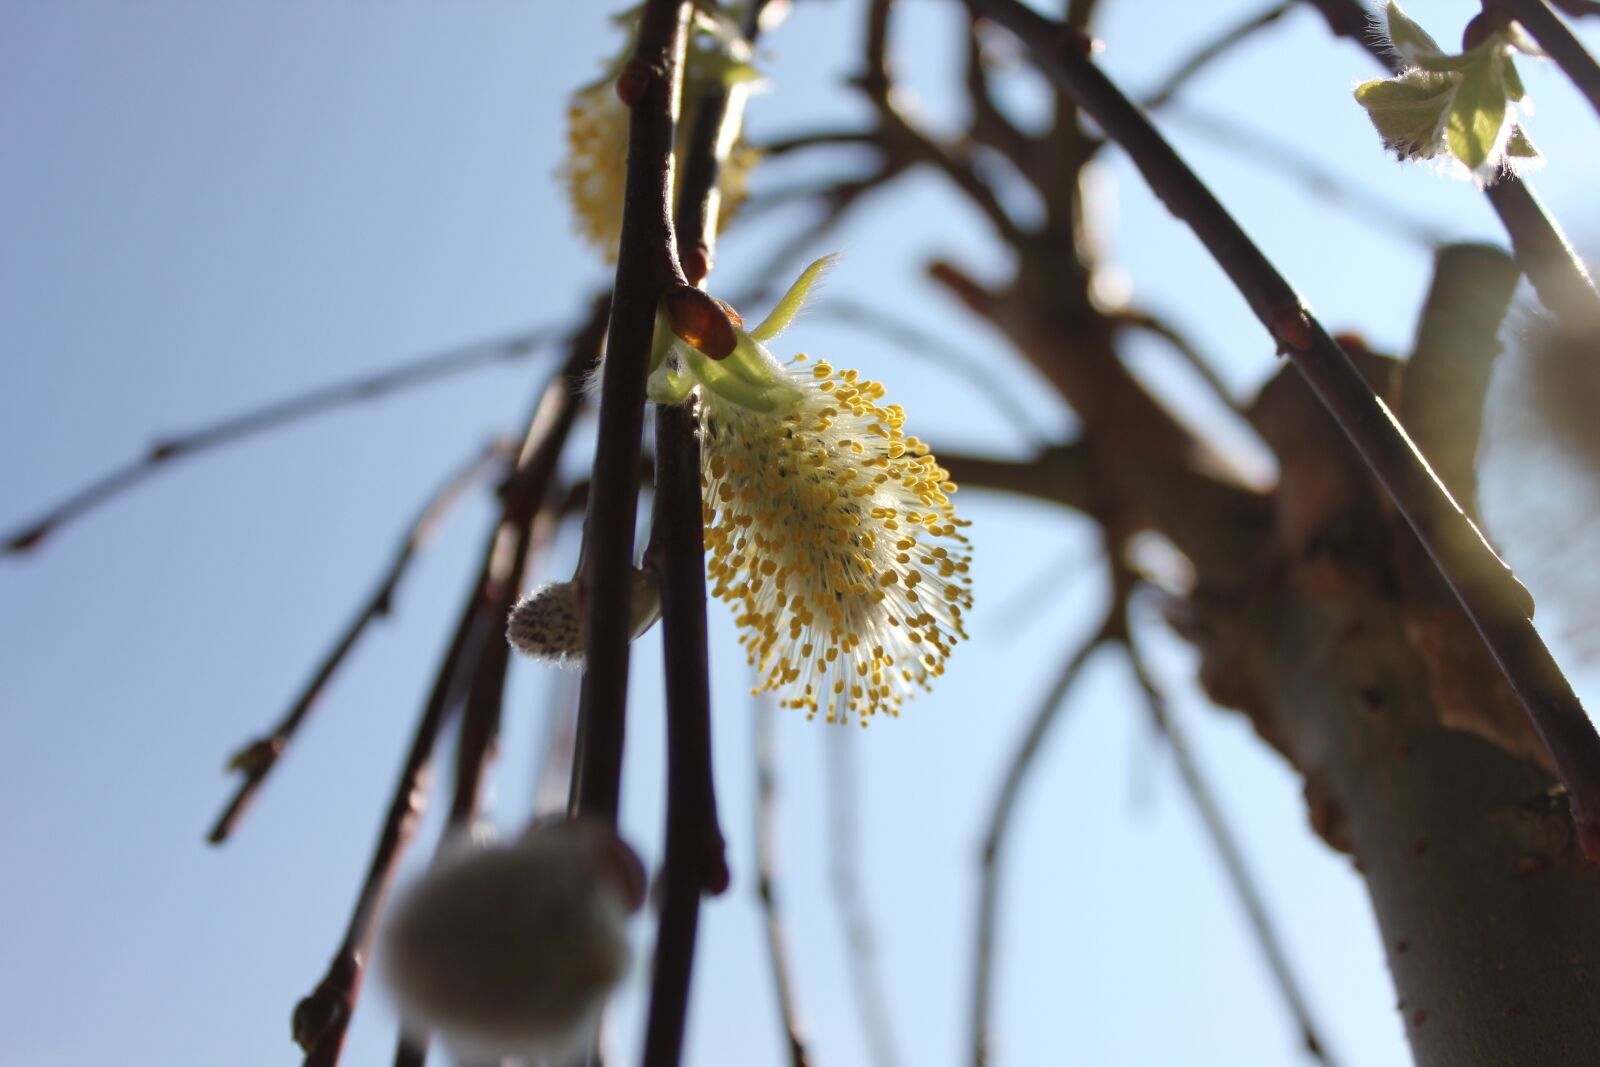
[1123,635,1342,1067]
[826,728,905,1067]
[292,546,498,1067]
[1112,308,1239,411]
[571,0,692,823]
[206,440,506,845]
[639,400,728,1067]
[1301,0,1600,324]
[819,298,1052,445]
[1161,104,1450,247]
[294,303,608,1067]
[2,324,555,557]
[1144,1,1296,109]
[754,699,814,1067]
[970,0,1600,854]
[1490,0,1600,122]
[972,615,1112,1067]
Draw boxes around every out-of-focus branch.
[1123,634,1342,1067]
[1111,309,1238,411]
[826,728,904,1067]
[1302,0,1600,325]
[1490,0,1600,122]
[754,702,814,1067]
[972,609,1114,1067]
[292,547,498,1067]
[1144,1,1295,109]
[292,301,607,1067]
[1400,244,1522,516]
[2,325,554,557]
[971,0,1600,854]
[1162,104,1449,247]
[206,440,507,845]
[820,298,1051,444]
[572,0,692,824]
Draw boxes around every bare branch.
[1112,308,1239,412]
[206,439,507,845]
[2,325,555,557]
[971,0,1600,855]
[819,298,1052,445]
[1490,0,1600,123]
[1162,104,1449,247]
[972,612,1114,1067]
[1302,0,1600,325]
[826,728,904,1067]
[572,0,693,823]
[754,701,815,1067]
[1123,633,1343,1067]
[1144,1,1296,110]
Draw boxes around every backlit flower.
[657,257,973,725]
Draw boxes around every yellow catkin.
[700,359,973,726]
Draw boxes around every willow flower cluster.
[653,257,974,725]
[559,7,761,261]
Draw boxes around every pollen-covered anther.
[700,358,973,726]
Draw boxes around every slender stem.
[293,548,496,1067]
[293,305,607,1067]
[2,324,554,556]
[754,701,814,1067]
[826,729,904,1067]
[1300,0,1600,324]
[571,0,691,823]
[969,0,1600,851]
[1143,1,1295,109]
[639,401,727,1067]
[1123,641,1341,1067]
[1491,0,1600,123]
[206,440,505,845]
[972,618,1109,1067]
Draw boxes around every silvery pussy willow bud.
[379,818,646,1065]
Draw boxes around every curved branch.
[1490,0,1600,123]
[1144,1,1296,110]
[971,0,1600,852]
[2,325,555,557]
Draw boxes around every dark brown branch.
[757,129,879,157]
[572,0,692,823]
[754,702,814,1067]
[3,324,554,557]
[971,0,1600,853]
[1124,634,1341,1067]
[293,545,498,1067]
[1490,0,1600,122]
[294,302,607,1067]
[639,401,727,1067]
[1144,1,1295,110]
[1550,0,1600,15]
[972,612,1113,1067]
[206,440,506,845]
[1302,0,1600,325]
[826,728,904,1067]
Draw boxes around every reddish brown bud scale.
[1269,303,1314,355]
[681,244,711,286]
[666,285,738,360]
[615,57,651,108]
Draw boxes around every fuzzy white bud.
[379,818,646,1064]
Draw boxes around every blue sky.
[3,3,1599,1066]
